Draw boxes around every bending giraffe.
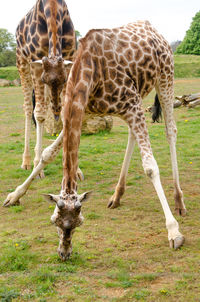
[5,21,186,260]
[16,0,76,178]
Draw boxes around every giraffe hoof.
[107,199,120,209]
[175,207,187,217]
[3,197,20,207]
[77,168,84,181]
[35,170,45,179]
[21,164,31,170]
[169,235,185,250]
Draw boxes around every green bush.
[0,66,19,81]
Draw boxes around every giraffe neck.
[42,0,63,57]
[62,49,92,194]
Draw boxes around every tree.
[176,11,200,55]
[75,30,82,41]
[0,28,16,67]
[170,40,182,53]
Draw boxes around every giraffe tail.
[32,89,36,127]
[152,94,162,123]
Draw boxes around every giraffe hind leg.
[108,128,135,208]
[155,82,186,216]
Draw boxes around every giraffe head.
[43,191,91,261]
[40,56,70,120]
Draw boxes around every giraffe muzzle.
[54,114,60,121]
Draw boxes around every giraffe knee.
[143,160,159,179]
[34,114,45,123]
[145,168,154,179]
[41,146,53,164]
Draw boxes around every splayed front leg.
[3,131,64,207]
[167,220,185,249]
[3,161,45,207]
[145,162,185,250]
[128,105,185,250]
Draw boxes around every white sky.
[0,0,199,43]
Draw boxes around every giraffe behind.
[16,0,76,176]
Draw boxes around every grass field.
[174,55,200,78]
[0,79,200,301]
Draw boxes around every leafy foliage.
[176,11,200,55]
[0,66,19,80]
[0,28,16,67]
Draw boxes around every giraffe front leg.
[17,60,33,170]
[21,113,32,170]
[31,65,47,178]
[108,129,135,209]
[34,118,45,179]
[144,156,184,249]
[3,131,64,207]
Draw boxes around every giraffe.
[16,0,76,178]
[5,21,186,260]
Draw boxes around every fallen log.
[146,92,200,114]
[187,99,200,108]
[175,93,200,106]
[173,100,182,108]
[145,99,181,113]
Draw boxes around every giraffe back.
[16,0,76,62]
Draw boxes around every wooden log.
[175,93,200,106]
[173,100,182,108]
[175,95,187,101]
[187,99,200,108]
[184,93,200,102]
[146,100,182,113]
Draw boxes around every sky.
[0,0,199,43]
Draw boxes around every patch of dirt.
[150,273,178,292]
[99,287,127,298]
[175,79,200,84]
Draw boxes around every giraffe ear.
[63,60,73,66]
[79,191,92,203]
[31,60,43,65]
[43,193,59,203]
[43,194,65,209]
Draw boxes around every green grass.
[174,54,200,78]
[0,80,200,301]
[0,66,19,81]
